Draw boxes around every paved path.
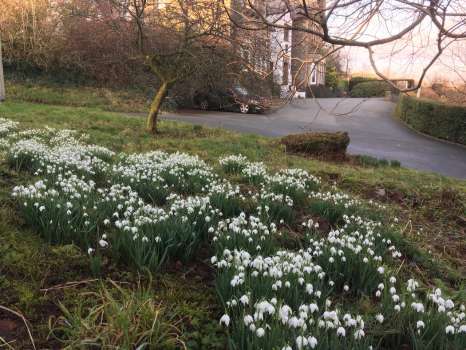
[162,98,466,179]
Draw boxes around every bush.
[350,81,391,97]
[349,76,377,91]
[396,95,466,145]
[354,155,402,168]
[280,132,350,157]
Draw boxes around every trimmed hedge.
[396,95,466,145]
[349,76,376,91]
[280,132,350,157]
[350,81,391,97]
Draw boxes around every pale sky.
[325,2,466,84]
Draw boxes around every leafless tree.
[226,0,466,94]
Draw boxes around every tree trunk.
[0,35,5,102]
[146,81,169,134]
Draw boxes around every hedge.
[350,81,391,97]
[396,95,466,145]
[280,132,350,157]
[349,76,376,91]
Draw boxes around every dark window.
[284,28,290,41]
[283,60,289,85]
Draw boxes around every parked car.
[193,86,270,114]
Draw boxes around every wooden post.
[0,35,5,102]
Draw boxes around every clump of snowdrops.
[2,118,464,350]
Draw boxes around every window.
[310,63,317,85]
[283,60,289,85]
[284,27,290,42]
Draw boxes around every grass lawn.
[0,88,465,348]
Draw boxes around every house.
[267,0,326,97]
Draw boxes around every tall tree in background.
[227,0,466,93]
[0,34,5,101]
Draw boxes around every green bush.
[354,155,402,168]
[350,81,391,97]
[396,95,466,145]
[349,76,377,91]
[280,132,350,157]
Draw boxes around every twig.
[0,335,16,349]
[0,305,36,350]
[40,279,99,294]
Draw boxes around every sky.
[324,1,466,84]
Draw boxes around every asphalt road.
[162,98,466,179]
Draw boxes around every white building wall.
[268,13,293,97]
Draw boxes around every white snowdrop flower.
[87,247,94,255]
[244,315,253,326]
[458,325,466,333]
[309,303,319,314]
[343,285,349,292]
[445,299,454,309]
[392,295,400,303]
[306,283,314,295]
[375,314,384,324]
[363,257,369,263]
[438,305,446,313]
[389,276,396,284]
[219,314,230,327]
[296,336,308,349]
[411,302,425,313]
[416,320,425,329]
[39,205,45,212]
[394,305,401,312]
[445,325,455,334]
[377,266,385,274]
[308,336,318,349]
[375,290,382,298]
[256,328,265,337]
[282,346,292,350]
[103,219,110,225]
[240,295,249,305]
[354,329,365,340]
[336,327,346,337]
[98,239,108,248]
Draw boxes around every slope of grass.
[5,79,149,113]
[0,98,465,347]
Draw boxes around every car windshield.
[233,86,249,95]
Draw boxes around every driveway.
[162,98,466,179]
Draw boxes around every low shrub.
[349,76,377,91]
[396,95,466,145]
[350,81,391,97]
[280,132,350,158]
[354,155,402,168]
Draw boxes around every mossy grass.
[0,94,465,347]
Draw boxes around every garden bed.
[1,115,465,349]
